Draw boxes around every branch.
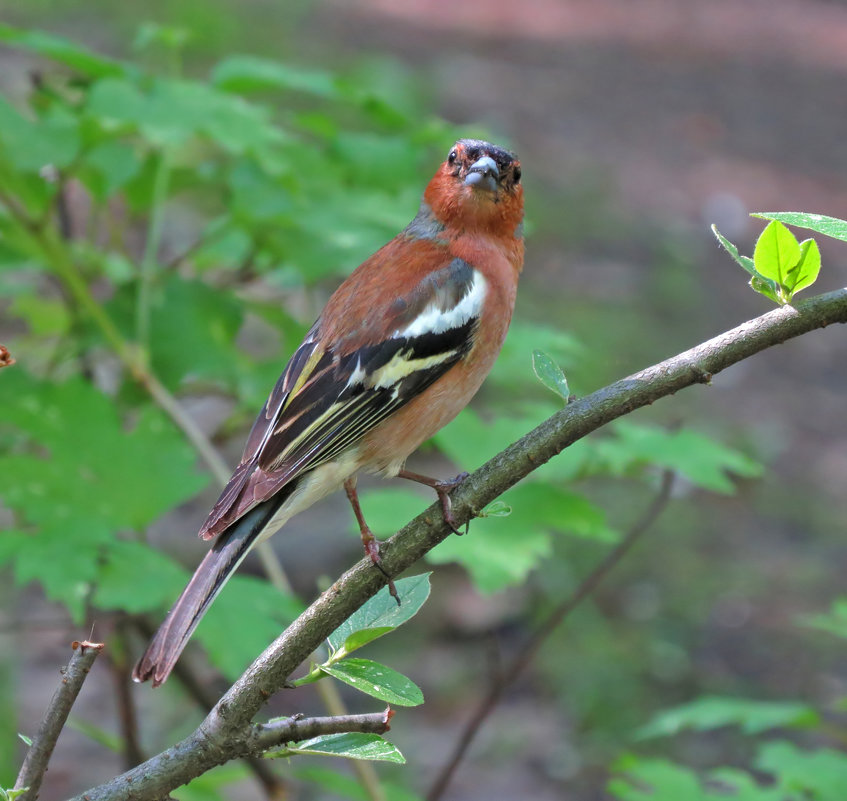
[132,615,286,798]
[427,471,676,801]
[16,640,105,800]
[72,288,847,800]
[250,711,393,752]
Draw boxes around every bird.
[133,138,525,686]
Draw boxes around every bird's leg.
[344,477,399,604]
[396,469,469,535]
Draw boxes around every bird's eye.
[447,150,458,164]
[513,166,521,183]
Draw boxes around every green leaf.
[327,574,430,653]
[281,733,405,764]
[609,756,786,801]
[712,224,780,303]
[0,99,80,173]
[756,740,847,798]
[490,321,582,388]
[532,349,569,402]
[9,295,70,336]
[0,374,208,528]
[711,225,756,275]
[636,696,820,739]
[212,56,338,98]
[609,756,705,801]
[753,220,801,287]
[79,140,142,201]
[107,275,244,392]
[0,371,209,620]
[785,238,820,295]
[801,597,847,639]
[0,523,110,622]
[92,541,187,614]
[133,22,191,55]
[87,76,285,152]
[429,482,615,593]
[0,24,131,79]
[321,659,424,706]
[195,575,304,680]
[753,211,847,243]
[597,422,762,493]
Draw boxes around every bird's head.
[424,139,523,238]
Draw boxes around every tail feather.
[133,497,285,687]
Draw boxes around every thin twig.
[69,287,847,800]
[15,640,105,800]
[250,710,393,751]
[109,619,145,770]
[426,471,676,801]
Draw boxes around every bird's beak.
[464,155,499,193]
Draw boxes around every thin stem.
[426,471,676,801]
[15,641,105,799]
[136,149,171,354]
[108,619,145,770]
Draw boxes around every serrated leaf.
[0,370,209,620]
[106,274,244,392]
[596,422,762,493]
[753,211,847,244]
[755,740,847,798]
[282,733,405,764]
[92,541,187,614]
[753,220,801,297]
[532,349,569,402]
[636,696,819,739]
[321,658,423,706]
[327,574,430,653]
[429,482,615,593]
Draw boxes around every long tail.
[132,497,285,687]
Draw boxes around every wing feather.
[200,258,484,539]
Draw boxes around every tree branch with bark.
[55,287,847,801]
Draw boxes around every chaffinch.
[134,139,525,686]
